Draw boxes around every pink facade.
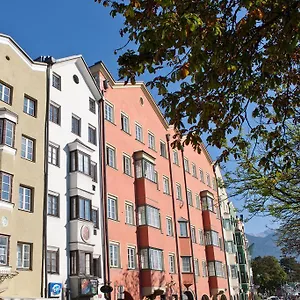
[90,62,229,300]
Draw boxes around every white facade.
[215,165,240,300]
[47,56,104,299]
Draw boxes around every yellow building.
[0,34,47,298]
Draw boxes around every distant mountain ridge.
[246,229,282,259]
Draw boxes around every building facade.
[215,165,240,300]
[45,55,104,299]
[90,62,230,300]
[0,34,47,297]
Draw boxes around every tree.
[280,257,300,283]
[223,125,300,255]
[95,0,300,173]
[252,256,287,295]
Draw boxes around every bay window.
[70,150,91,175]
[202,195,214,212]
[70,196,91,221]
[135,159,156,183]
[140,248,163,271]
[138,205,160,229]
[0,119,15,147]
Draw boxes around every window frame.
[127,246,136,270]
[89,98,96,114]
[52,72,61,90]
[191,163,197,178]
[17,242,32,270]
[47,249,59,274]
[173,151,179,165]
[49,102,60,125]
[23,95,37,117]
[47,193,59,217]
[106,144,116,169]
[0,171,13,202]
[199,168,205,183]
[88,124,97,145]
[187,189,193,206]
[0,119,15,148]
[148,131,155,150]
[121,112,130,134]
[166,217,173,237]
[107,195,118,221]
[163,176,170,195]
[169,253,176,274]
[138,205,161,229]
[125,202,134,225]
[184,157,190,173]
[92,208,99,228]
[140,247,163,271]
[176,183,182,200]
[160,140,167,158]
[182,256,192,273]
[48,143,60,167]
[0,234,9,266]
[0,80,12,105]
[104,101,114,123]
[135,123,143,142]
[18,185,33,212]
[70,196,92,222]
[71,114,81,136]
[70,150,91,176]
[179,221,188,237]
[123,154,132,176]
[109,242,120,268]
[194,258,200,276]
[191,226,196,243]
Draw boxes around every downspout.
[213,164,231,299]
[100,95,111,297]
[180,148,198,300]
[166,134,183,300]
[41,57,55,297]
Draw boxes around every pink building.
[90,62,229,300]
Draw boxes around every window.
[107,195,118,220]
[0,172,12,202]
[160,141,167,158]
[192,163,197,177]
[225,241,235,253]
[17,242,31,269]
[206,173,211,187]
[140,248,163,271]
[205,231,219,247]
[105,102,114,123]
[187,189,193,206]
[135,159,156,182]
[23,96,36,117]
[125,202,134,225]
[148,132,155,150]
[91,161,97,182]
[92,209,99,228]
[163,176,170,195]
[184,158,189,172]
[48,194,59,217]
[202,196,214,212]
[127,247,136,269]
[176,183,182,200]
[207,261,223,277]
[230,265,238,278]
[179,221,188,237]
[88,125,97,145]
[198,230,205,245]
[195,194,201,209]
[212,177,217,190]
[70,251,92,275]
[199,169,204,182]
[49,103,60,125]
[135,123,143,142]
[47,249,59,274]
[19,186,33,212]
[202,261,208,277]
[70,150,91,175]
[52,73,61,90]
[169,254,176,273]
[0,81,11,104]
[72,115,81,136]
[182,257,191,273]
[109,243,120,268]
[191,226,196,243]
[70,196,91,221]
[0,119,15,147]
[89,98,96,113]
[173,151,179,165]
[48,143,59,166]
[138,205,160,229]
[121,113,130,133]
[123,154,132,176]
[194,259,200,276]
[21,136,34,161]
[0,235,9,265]
[106,145,116,168]
[166,217,173,236]
[223,219,231,231]
[216,205,221,219]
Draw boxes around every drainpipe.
[41,56,55,298]
[213,164,231,300]
[100,94,111,298]
[166,134,183,300]
[180,148,198,300]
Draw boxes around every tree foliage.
[224,126,300,255]
[252,256,287,294]
[280,257,300,283]
[95,0,300,171]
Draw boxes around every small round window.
[73,75,79,84]
[140,97,144,106]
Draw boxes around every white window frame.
[88,124,97,145]
[187,189,193,206]
[176,183,182,200]
[192,163,197,177]
[191,226,196,243]
[206,173,212,187]
[106,145,116,168]
[123,154,132,176]
[160,140,167,158]
[184,157,189,173]
[109,242,120,268]
[173,150,179,165]
[49,102,60,125]
[195,194,201,209]
[107,195,118,220]
[0,119,15,147]
[179,221,188,237]
[0,172,12,202]
[198,229,205,245]
[52,73,61,90]
[199,168,204,182]
[148,131,155,150]
[138,205,160,229]
[17,242,31,269]
[194,259,200,276]
[127,246,136,269]
[105,101,114,123]
[202,260,208,277]
[125,202,134,225]
[48,143,59,166]
[169,253,176,273]
[163,176,170,195]
[0,82,11,104]
[21,136,34,161]
[166,217,173,236]
[23,96,36,117]
[121,112,130,133]
[140,248,163,271]
[0,235,9,265]
[71,114,81,136]
[182,256,191,273]
[19,186,32,212]
[135,123,143,142]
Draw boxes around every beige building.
[0,34,47,297]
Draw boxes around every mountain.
[246,230,283,259]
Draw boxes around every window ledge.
[0,145,16,155]
[106,165,118,171]
[0,266,12,273]
[21,157,35,163]
[179,236,189,239]
[108,218,120,223]
[18,208,33,213]
[16,268,32,271]
[105,119,117,126]
[148,147,157,153]
[121,129,131,136]
[123,172,134,178]
[0,200,14,211]
[135,139,145,145]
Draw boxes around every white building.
[215,165,240,300]
[46,55,104,299]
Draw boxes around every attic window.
[73,75,79,84]
[140,97,144,106]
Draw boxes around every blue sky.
[0,0,276,234]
